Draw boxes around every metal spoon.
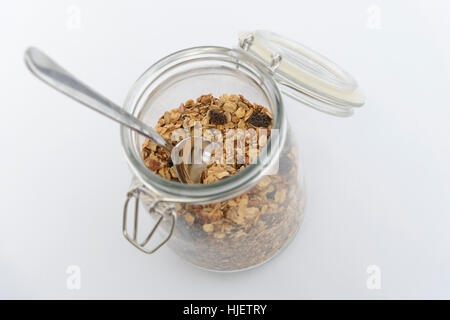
[24,47,211,184]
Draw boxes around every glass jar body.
[121,47,306,271]
[165,130,304,271]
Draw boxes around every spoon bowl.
[172,136,216,184]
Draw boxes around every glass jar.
[120,31,364,272]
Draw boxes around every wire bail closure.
[239,33,282,74]
[237,30,365,117]
[239,33,254,51]
[123,187,176,254]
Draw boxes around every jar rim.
[120,46,286,204]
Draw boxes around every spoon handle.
[24,47,172,151]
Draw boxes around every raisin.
[247,112,271,127]
[209,110,227,125]
[236,163,245,169]
[167,157,173,168]
[266,190,276,200]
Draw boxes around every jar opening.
[120,46,286,204]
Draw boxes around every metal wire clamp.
[122,187,176,254]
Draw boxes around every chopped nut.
[275,189,287,203]
[213,232,225,239]
[164,112,170,124]
[235,107,246,118]
[258,176,271,188]
[245,207,259,218]
[169,167,177,179]
[184,213,195,224]
[148,159,161,171]
[215,171,230,179]
[223,101,237,113]
[185,99,194,107]
[170,112,180,121]
[237,101,247,109]
[203,224,214,233]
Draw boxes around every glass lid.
[238,30,365,117]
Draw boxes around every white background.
[1,0,449,299]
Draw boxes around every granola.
[141,94,304,271]
[142,94,273,184]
